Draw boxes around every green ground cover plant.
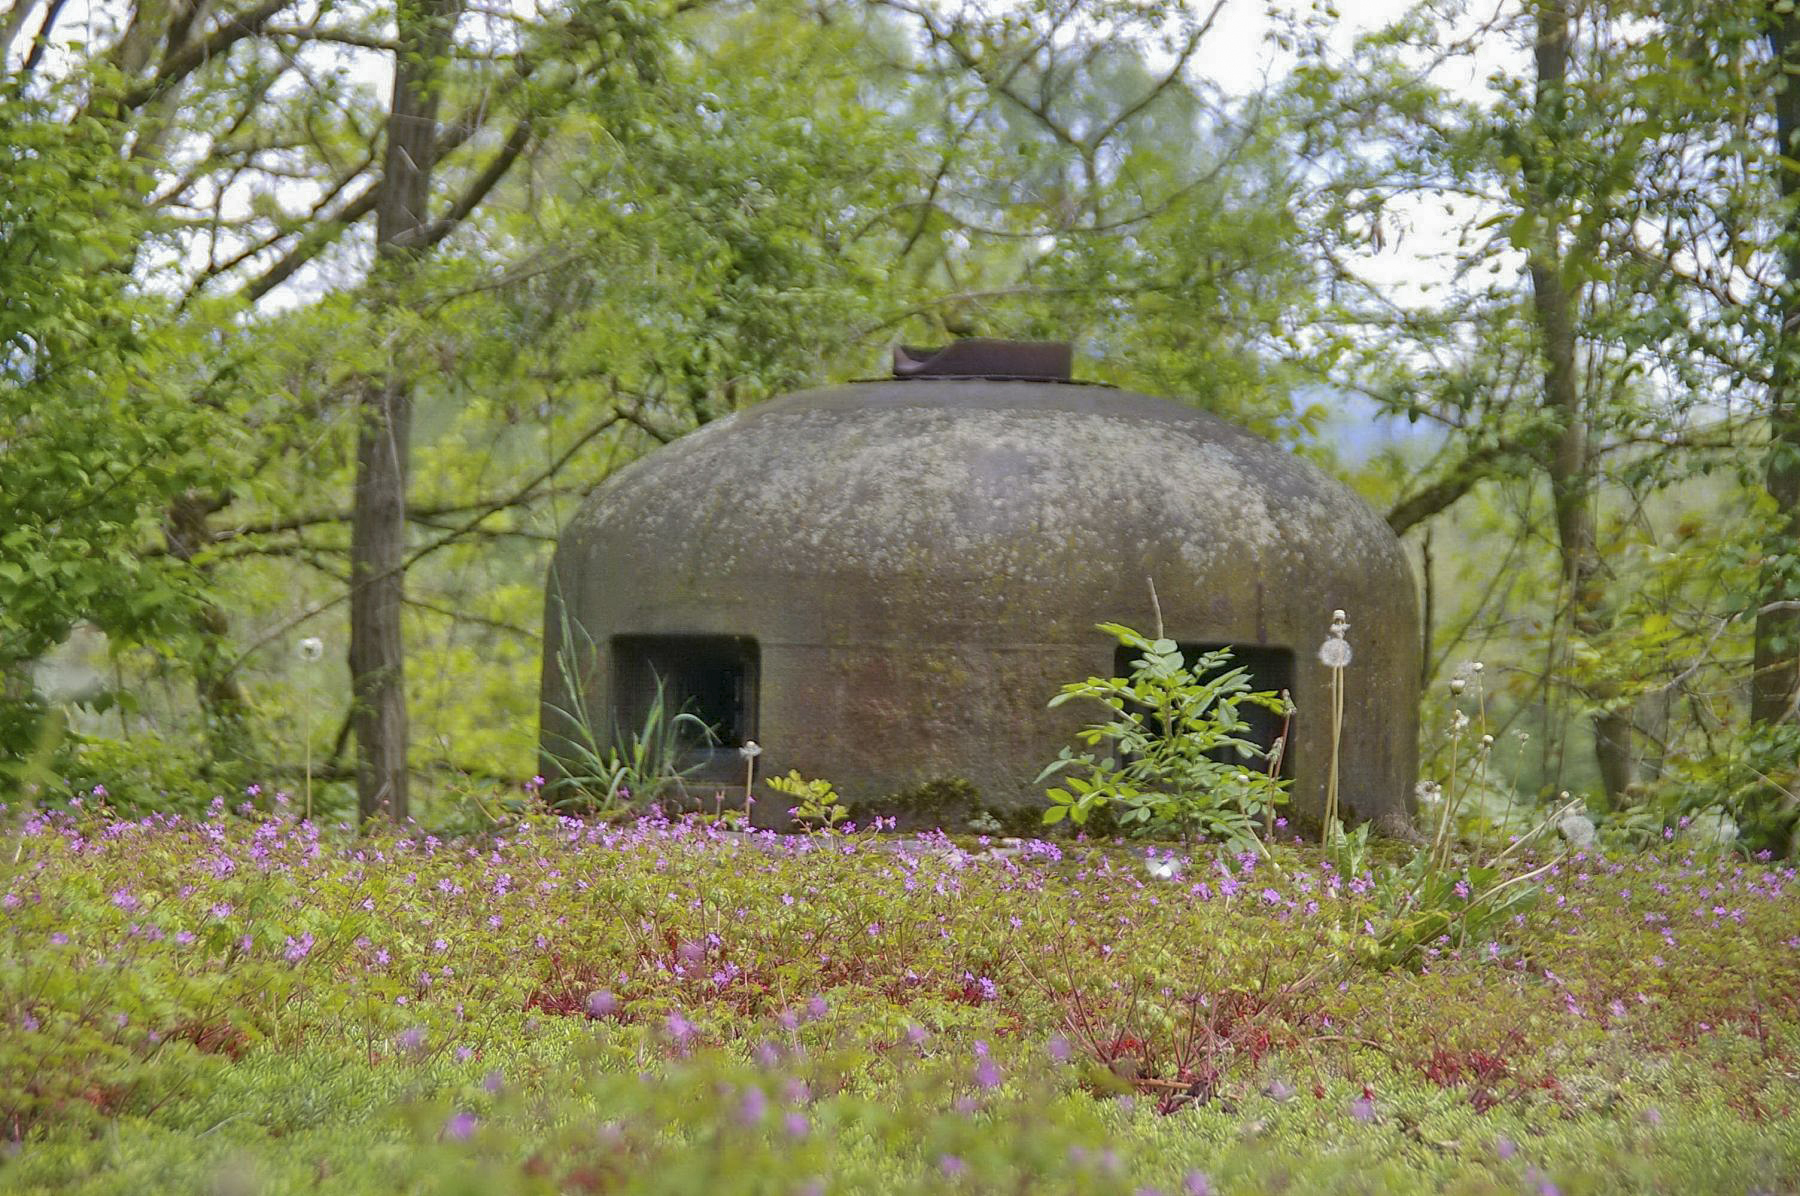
[2,797,1798,1193]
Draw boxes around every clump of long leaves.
[1331,820,1554,971]
[1038,622,1290,854]
[542,608,715,812]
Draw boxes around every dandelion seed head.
[1318,638,1352,668]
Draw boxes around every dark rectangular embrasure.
[612,635,758,782]
[1112,642,1295,775]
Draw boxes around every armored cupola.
[542,341,1419,832]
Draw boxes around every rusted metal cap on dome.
[892,339,1072,381]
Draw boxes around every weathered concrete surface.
[542,379,1420,833]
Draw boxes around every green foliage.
[1038,623,1290,852]
[0,0,1357,802]
[1350,674,1566,972]
[0,81,237,765]
[880,777,980,815]
[5,0,1798,863]
[1346,838,1546,972]
[1275,0,1800,829]
[766,770,848,829]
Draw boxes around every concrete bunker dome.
[541,341,1420,832]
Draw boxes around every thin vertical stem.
[1326,665,1343,840]
[303,677,313,822]
[1433,727,1461,876]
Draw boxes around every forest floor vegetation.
[1,797,1797,1194]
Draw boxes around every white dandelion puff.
[1318,638,1352,669]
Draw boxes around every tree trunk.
[1528,1,1636,804]
[350,0,457,824]
[1755,9,1800,729]
[350,372,411,822]
[1419,525,1434,688]
[1,0,42,62]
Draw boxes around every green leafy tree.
[0,80,235,770]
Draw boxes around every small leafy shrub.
[1648,719,1800,856]
[767,769,848,827]
[1038,623,1290,852]
[0,707,267,819]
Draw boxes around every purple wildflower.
[283,932,314,963]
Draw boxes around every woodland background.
[3,0,1799,849]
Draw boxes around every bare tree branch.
[122,0,296,109]
[229,82,526,303]
[17,0,64,76]
[1,0,42,66]
[414,117,535,249]
[1386,438,1528,536]
[219,413,628,676]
